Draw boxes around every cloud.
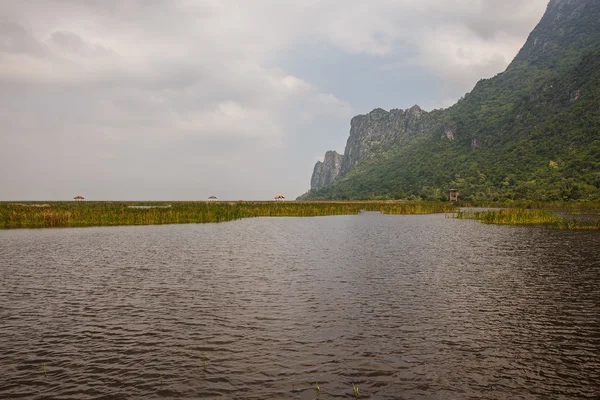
[0,0,548,200]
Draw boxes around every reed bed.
[0,201,456,229]
[454,209,600,230]
[458,200,600,212]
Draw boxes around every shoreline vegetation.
[453,208,600,230]
[0,201,454,229]
[452,200,600,230]
[0,200,598,230]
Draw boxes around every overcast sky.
[0,0,549,201]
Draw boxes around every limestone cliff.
[309,105,431,190]
[311,150,342,190]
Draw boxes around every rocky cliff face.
[511,0,598,67]
[311,150,342,190]
[341,105,426,175]
[309,105,430,190]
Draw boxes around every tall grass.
[457,200,600,212]
[454,209,600,229]
[0,201,456,229]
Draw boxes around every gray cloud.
[0,0,548,200]
[0,20,47,56]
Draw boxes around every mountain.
[300,0,600,202]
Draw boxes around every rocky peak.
[310,150,343,190]
[511,0,599,67]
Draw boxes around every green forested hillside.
[303,0,600,202]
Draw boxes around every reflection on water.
[0,214,599,399]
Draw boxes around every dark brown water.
[1,214,599,399]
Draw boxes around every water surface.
[1,214,599,399]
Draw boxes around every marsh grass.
[454,209,600,229]
[353,383,359,398]
[457,200,600,213]
[0,201,456,229]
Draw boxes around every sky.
[0,0,549,201]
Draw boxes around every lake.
[0,213,599,399]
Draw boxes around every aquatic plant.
[0,200,457,229]
[353,383,359,398]
[453,209,600,229]
[457,200,600,212]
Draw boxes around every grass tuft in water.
[353,383,359,398]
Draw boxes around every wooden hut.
[208,196,218,201]
[448,189,459,202]
[274,194,285,201]
[73,195,85,201]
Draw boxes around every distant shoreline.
[1,200,598,230]
[0,200,454,230]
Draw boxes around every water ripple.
[1,214,599,399]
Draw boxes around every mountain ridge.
[301,0,600,201]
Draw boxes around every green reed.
[457,200,600,212]
[353,383,359,398]
[0,201,456,229]
[454,209,600,229]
